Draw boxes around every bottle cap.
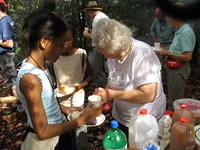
[145,144,158,150]
[180,117,189,123]
[140,109,148,115]
[180,104,188,109]
[164,110,173,116]
[110,120,118,128]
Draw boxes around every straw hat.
[84,1,102,11]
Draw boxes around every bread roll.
[59,85,68,94]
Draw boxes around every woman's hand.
[60,104,83,115]
[155,49,170,56]
[76,103,102,127]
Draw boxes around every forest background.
[6,0,156,61]
[5,0,200,65]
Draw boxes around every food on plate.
[59,85,68,94]
[58,85,75,95]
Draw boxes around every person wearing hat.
[83,0,109,87]
[0,0,17,96]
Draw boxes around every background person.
[54,27,92,108]
[150,7,175,49]
[0,0,17,96]
[155,15,196,110]
[16,10,101,150]
[54,27,93,150]
[92,18,166,140]
[83,0,109,87]
[150,7,176,93]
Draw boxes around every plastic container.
[169,117,195,150]
[129,109,159,150]
[172,104,194,124]
[195,125,200,150]
[158,110,173,150]
[158,110,173,129]
[103,120,127,150]
[173,98,200,124]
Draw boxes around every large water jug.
[169,117,195,150]
[129,109,159,150]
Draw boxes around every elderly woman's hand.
[94,87,110,104]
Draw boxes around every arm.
[150,21,156,38]
[168,51,193,62]
[20,73,101,140]
[156,49,193,62]
[156,27,195,62]
[0,40,14,48]
[74,55,93,90]
[83,28,92,39]
[95,83,157,104]
[0,21,14,48]
[150,19,159,42]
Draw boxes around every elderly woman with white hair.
[92,18,166,139]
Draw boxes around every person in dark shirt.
[0,0,17,95]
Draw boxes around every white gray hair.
[91,18,133,53]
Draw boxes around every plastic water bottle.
[129,109,159,150]
[158,110,173,150]
[103,120,127,150]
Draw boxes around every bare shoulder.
[20,73,41,91]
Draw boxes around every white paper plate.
[67,113,105,127]
[55,86,75,97]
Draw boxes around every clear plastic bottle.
[103,120,127,150]
[169,117,195,150]
[172,104,194,124]
[129,109,159,150]
[158,110,173,150]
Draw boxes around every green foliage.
[6,0,156,58]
